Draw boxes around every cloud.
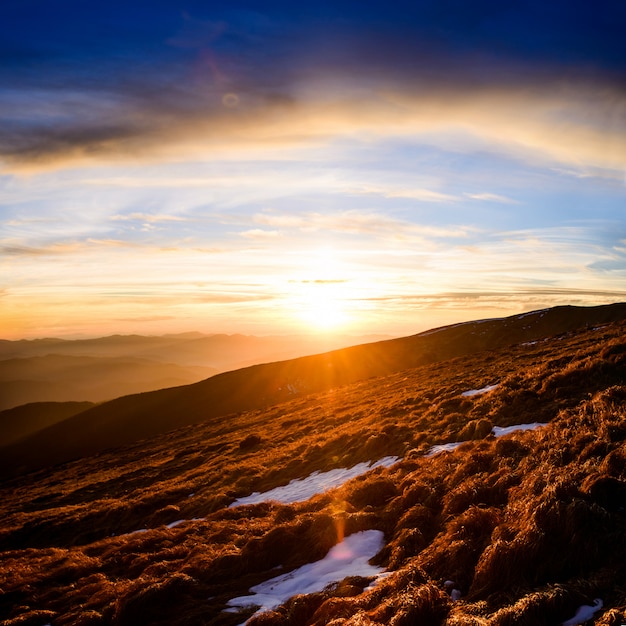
[5,217,60,227]
[187,292,277,304]
[0,244,55,257]
[296,279,348,284]
[253,210,469,240]
[1,57,624,177]
[85,238,140,248]
[110,213,187,223]
[82,177,232,188]
[349,185,458,203]
[239,228,280,239]
[0,238,141,257]
[551,166,626,183]
[364,288,626,304]
[1,1,624,179]
[465,192,519,204]
[114,315,177,323]
[0,242,83,256]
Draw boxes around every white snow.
[225,530,385,623]
[561,599,603,626]
[492,423,545,437]
[426,422,546,457]
[228,457,400,507]
[426,442,466,456]
[443,580,462,601]
[166,519,186,529]
[461,384,499,397]
[165,517,203,529]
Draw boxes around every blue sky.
[1,0,625,338]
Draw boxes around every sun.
[290,248,353,333]
[299,286,349,331]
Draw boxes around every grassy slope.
[1,316,626,624]
[3,303,625,477]
[0,401,95,447]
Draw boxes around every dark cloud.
[1,0,624,168]
[362,288,626,305]
[0,245,53,257]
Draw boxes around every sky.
[1,0,625,340]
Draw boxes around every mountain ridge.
[2,303,625,479]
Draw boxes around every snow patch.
[561,599,603,626]
[492,423,545,437]
[461,384,499,397]
[165,517,203,529]
[229,456,400,507]
[426,422,546,457]
[225,530,385,623]
[166,519,186,529]
[426,442,466,456]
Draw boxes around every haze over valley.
[0,332,389,410]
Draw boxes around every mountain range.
[0,332,390,411]
[2,303,625,477]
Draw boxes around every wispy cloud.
[5,217,61,227]
[253,210,469,240]
[239,229,281,239]
[2,76,624,178]
[110,213,187,223]
[0,238,141,256]
[465,192,519,204]
[349,185,458,203]
[114,315,177,323]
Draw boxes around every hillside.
[2,303,626,476]
[1,308,626,624]
[0,401,94,447]
[0,333,388,411]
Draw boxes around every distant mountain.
[0,354,217,411]
[1,303,625,477]
[0,333,390,410]
[0,332,392,371]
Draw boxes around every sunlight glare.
[291,248,352,333]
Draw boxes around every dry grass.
[1,320,626,624]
